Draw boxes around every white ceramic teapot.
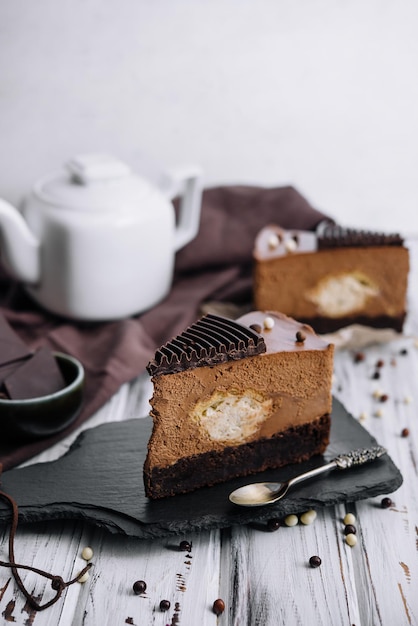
[0,154,202,320]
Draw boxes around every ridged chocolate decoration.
[147,314,266,376]
[318,224,404,249]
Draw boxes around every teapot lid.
[34,154,156,211]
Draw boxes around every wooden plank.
[73,529,221,625]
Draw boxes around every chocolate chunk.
[0,313,32,367]
[3,346,66,400]
[0,359,31,387]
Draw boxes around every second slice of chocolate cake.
[253,224,409,334]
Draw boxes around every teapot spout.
[0,199,40,284]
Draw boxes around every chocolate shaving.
[318,225,404,249]
[147,314,266,376]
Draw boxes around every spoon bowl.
[229,445,387,507]
[229,482,290,507]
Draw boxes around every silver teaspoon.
[229,445,387,507]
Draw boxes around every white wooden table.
[1,240,417,626]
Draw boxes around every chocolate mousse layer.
[253,225,409,334]
[144,311,333,499]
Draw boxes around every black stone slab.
[0,398,403,539]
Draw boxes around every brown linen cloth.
[0,185,332,470]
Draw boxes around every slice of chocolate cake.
[253,224,409,334]
[144,312,334,499]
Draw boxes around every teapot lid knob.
[67,154,131,184]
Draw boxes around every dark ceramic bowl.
[0,352,84,443]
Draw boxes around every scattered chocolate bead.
[376,359,384,368]
[267,518,280,531]
[309,555,321,568]
[345,533,357,547]
[343,524,357,535]
[354,352,365,363]
[179,540,192,552]
[343,513,356,525]
[81,546,93,561]
[213,599,225,616]
[284,514,298,527]
[159,599,171,611]
[400,348,408,355]
[300,509,317,525]
[133,580,147,595]
[296,331,306,343]
[372,371,381,380]
[380,394,389,402]
[249,323,262,334]
[401,428,410,438]
[77,571,90,584]
[390,358,397,366]
[381,497,392,509]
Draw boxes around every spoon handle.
[287,445,387,490]
[333,445,387,469]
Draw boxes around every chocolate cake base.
[298,313,406,335]
[144,414,330,499]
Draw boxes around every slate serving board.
[0,398,403,540]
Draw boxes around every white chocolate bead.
[81,546,93,561]
[78,571,90,584]
[343,513,356,525]
[267,234,280,249]
[300,510,317,525]
[285,238,297,252]
[359,411,368,422]
[263,316,275,330]
[372,389,382,399]
[404,395,412,405]
[374,408,384,417]
[345,533,358,547]
[284,514,298,527]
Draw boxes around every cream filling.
[307,272,379,318]
[191,389,272,445]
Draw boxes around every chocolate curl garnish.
[0,463,91,611]
[147,314,266,376]
[317,224,404,249]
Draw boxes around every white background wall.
[1,0,418,234]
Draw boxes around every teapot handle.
[166,166,203,252]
